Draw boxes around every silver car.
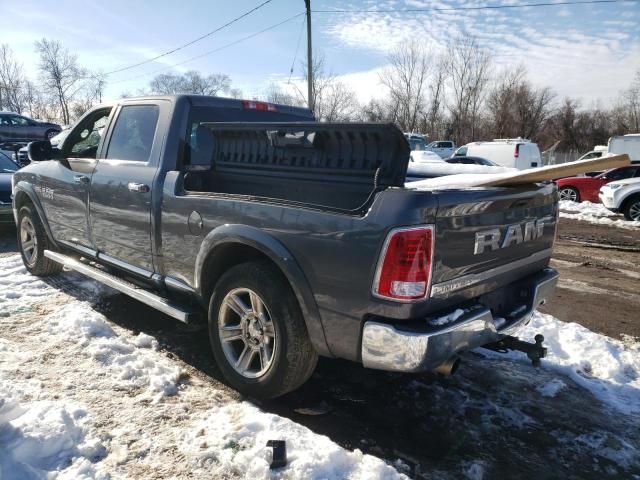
[0,112,62,143]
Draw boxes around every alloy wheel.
[629,201,640,221]
[20,216,38,266]
[559,188,578,202]
[218,288,276,379]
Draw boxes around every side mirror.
[27,140,53,162]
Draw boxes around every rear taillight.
[242,100,278,112]
[373,226,434,301]
[514,144,521,158]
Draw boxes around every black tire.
[45,129,57,140]
[208,261,318,399]
[622,194,640,222]
[17,205,62,276]
[559,186,580,202]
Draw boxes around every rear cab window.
[106,105,160,162]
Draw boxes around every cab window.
[64,108,112,159]
[106,105,159,162]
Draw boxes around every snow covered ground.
[1,253,639,478]
[0,255,406,480]
[559,200,639,229]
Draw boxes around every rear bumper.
[361,267,558,372]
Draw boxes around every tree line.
[1,37,638,155]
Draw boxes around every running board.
[44,250,199,323]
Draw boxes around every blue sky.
[2,0,639,104]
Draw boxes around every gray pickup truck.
[12,95,559,399]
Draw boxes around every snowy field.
[559,200,639,229]
[1,253,639,478]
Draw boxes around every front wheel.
[17,205,62,276]
[623,195,640,221]
[559,186,580,202]
[208,261,318,399]
[45,129,58,140]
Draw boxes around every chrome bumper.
[361,268,559,372]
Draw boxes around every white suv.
[599,177,640,221]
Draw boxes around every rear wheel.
[17,205,62,276]
[559,186,580,202]
[208,261,317,399]
[623,195,640,221]
[45,129,57,140]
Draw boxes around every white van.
[462,138,542,170]
[608,134,640,163]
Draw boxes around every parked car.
[599,177,640,221]
[460,139,542,170]
[0,112,62,142]
[425,140,456,158]
[608,134,640,163]
[556,165,640,202]
[0,153,19,223]
[446,156,498,166]
[404,133,428,151]
[579,151,603,161]
[13,95,558,399]
[410,150,445,163]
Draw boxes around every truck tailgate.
[430,183,557,289]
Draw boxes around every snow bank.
[0,392,106,480]
[183,402,406,480]
[44,302,183,401]
[0,255,407,478]
[559,200,639,229]
[484,311,640,416]
[0,255,54,315]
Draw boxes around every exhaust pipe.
[432,356,461,376]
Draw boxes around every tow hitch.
[483,334,547,367]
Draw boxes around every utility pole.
[304,0,313,112]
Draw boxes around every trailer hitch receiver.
[484,334,547,367]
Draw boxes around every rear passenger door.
[89,103,161,276]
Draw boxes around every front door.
[89,103,160,275]
[40,108,112,249]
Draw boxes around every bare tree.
[447,37,491,142]
[423,55,448,139]
[35,38,87,124]
[149,71,231,96]
[486,65,555,140]
[265,83,302,107]
[300,53,360,121]
[0,44,26,113]
[380,41,431,132]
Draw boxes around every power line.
[312,0,635,13]
[110,12,305,85]
[103,0,274,76]
[288,15,306,84]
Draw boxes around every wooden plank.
[407,154,631,189]
[481,154,631,186]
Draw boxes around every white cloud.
[321,1,640,103]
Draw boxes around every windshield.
[0,154,18,173]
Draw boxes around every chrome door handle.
[127,182,149,193]
[73,175,89,184]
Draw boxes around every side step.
[44,250,199,324]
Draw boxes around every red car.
[556,165,640,202]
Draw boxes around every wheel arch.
[194,224,332,357]
[13,182,59,249]
[620,191,640,217]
